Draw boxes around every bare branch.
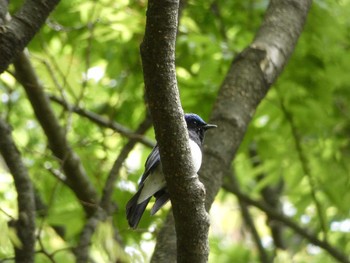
[222,176,350,263]
[249,142,286,251]
[78,7,99,105]
[13,52,98,216]
[0,0,60,73]
[49,95,155,148]
[100,114,153,211]
[227,170,271,263]
[279,95,328,239]
[0,119,36,263]
[239,199,271,263]
[75,114,152,263]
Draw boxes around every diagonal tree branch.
[49,95,155,148]
[239,198,271,263]
[279,95,328,240]
[100,113,153,211]
[152,0,312,260]
[249,142,286,251]
[222,174,350,263]
[13,52,98,217]
[0,0,60,73]
[140,0,209,262]
[0,119,36,263]
[227,170,271,263]
[75,114,152,263]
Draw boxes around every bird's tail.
[151,190,170,215]
[126,186,151,229]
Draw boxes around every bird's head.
[185,113,217,138]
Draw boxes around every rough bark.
[203,0,312,208]
[151,0,313,261]
[0,119,36,263]
[140,0,209,262]
[0,0,60,73]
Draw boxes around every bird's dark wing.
[151,190,170,215]
[139,145,160,184]
[126,145,162,228]
[126,184,151,229]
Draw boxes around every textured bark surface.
[0,120,36,263]
[151,0,313,261]
[141,0,209,262]
[0,0,60,73]
[203,0,312,208]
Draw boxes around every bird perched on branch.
[126,113,217,229]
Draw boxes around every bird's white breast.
[189,139,202,173]
[137,139,203,204]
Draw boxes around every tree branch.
[100,113,153,211]
[202,0,312,208]
[222,176,350,263]
[249,142,286,251]
[140,0,209,262]
[279,95,328,239]
[152,0,312,260]
[0,119,36,263]
[151,213,177,263]
[239,200,271,263]
[75,114,152,263]
[227,170,271,263]
[0,0,60,73]
[13,52,98,217]
[49,95,155,148]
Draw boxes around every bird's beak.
[204,123,217,130]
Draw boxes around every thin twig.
[36,239,56,263]
[249,142,286,251]
[75,114,152,263]
[13,52,98,217]
[49,94,155,148]
[77,2,99,106]
[0,206,15,220]
[222,178,349,263]
[30,54,74,137]
[227,170,271,263]
[101,113,152,210]
[37,181,61,241]
[38,35,78,100]
[278,95,328,240]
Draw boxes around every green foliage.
[235,1,350,259]
[0,0,349,262]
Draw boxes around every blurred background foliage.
[0,0,349,262]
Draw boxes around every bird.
[126,113,217,229]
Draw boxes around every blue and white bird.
[126,113,217,229]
